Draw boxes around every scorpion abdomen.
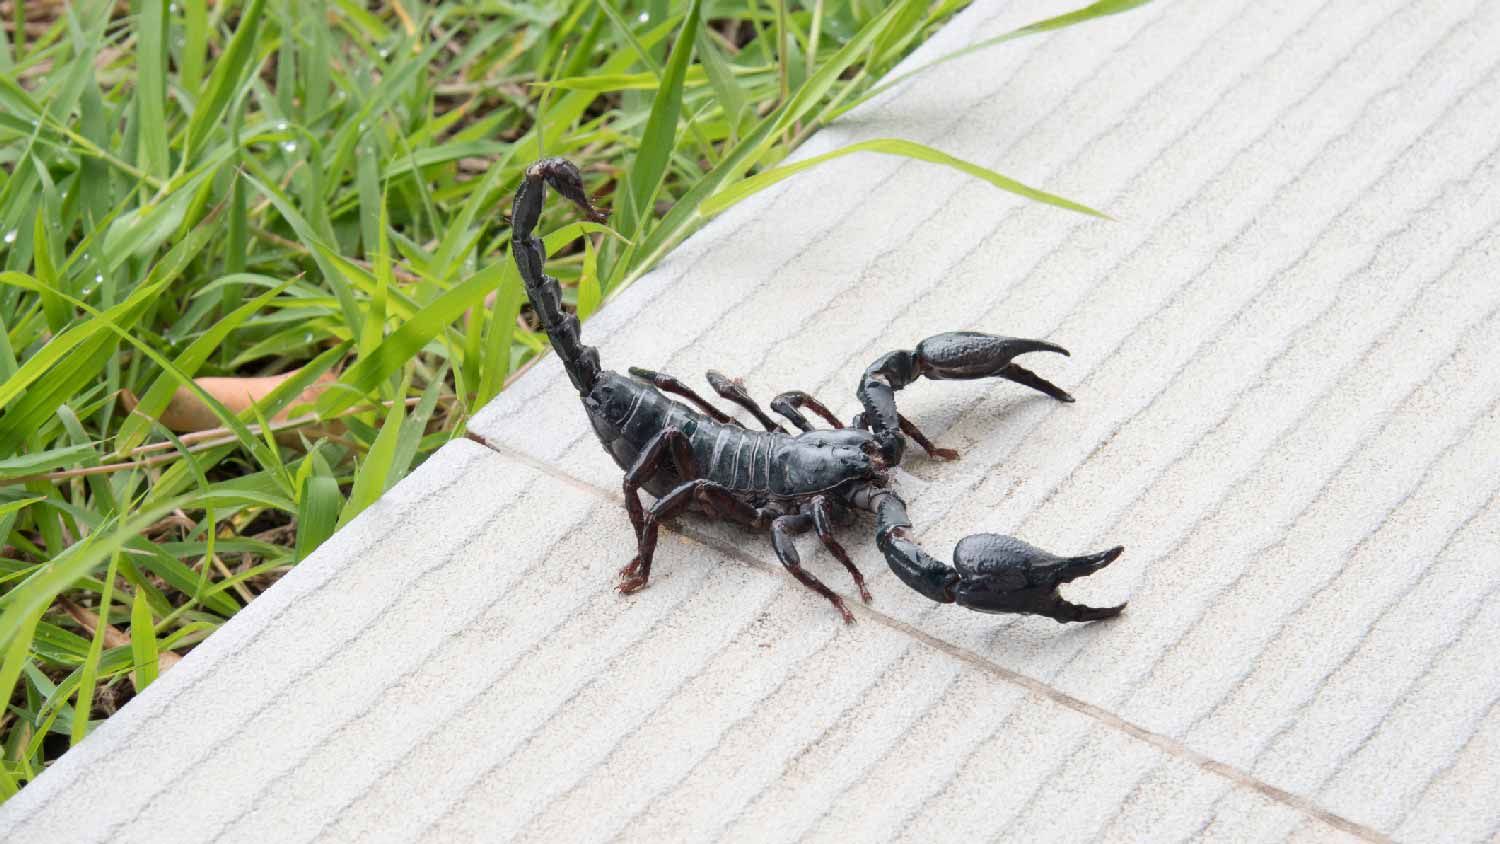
[584,372,875,499]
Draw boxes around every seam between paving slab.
[464,432,1392,844]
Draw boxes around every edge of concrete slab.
[0,440,494,834]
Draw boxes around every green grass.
[0,0,1148,798]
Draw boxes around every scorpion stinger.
[512,158,611,395]
[509,158,1128,627]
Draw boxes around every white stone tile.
[0,440,1367,843]
[470,0,1500,838]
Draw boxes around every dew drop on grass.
[378,47,389,58]
[282,141,298,154]
[274,120,289,131]
[2,230,15,245]
[637,11,649,22]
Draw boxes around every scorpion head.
[773,428,888,499]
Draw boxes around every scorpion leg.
[622,427,699,542]
[771,515,855,624]
[899,416,959,461]
[866,489,1125,623]
[859,332,1074,464]
[706,371,785,432]
[770,391,844,432]
[693,484,769,528]
[627,367,742,427]
[773,390,956,460]
[769,389,955,461]
[619,478,712,594]
[809,496,872,603]
[892,415,961,461]
[847,411,958,461]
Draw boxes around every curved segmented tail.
[511,158,610,395]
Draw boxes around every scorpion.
[510,158,1127,625]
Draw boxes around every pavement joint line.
[463,431,1393,844]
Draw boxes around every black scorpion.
[509,158,1126,624]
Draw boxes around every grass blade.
[68,552,118,746]
[695,27,749,138]
[185,0,268,160]
[129,588,159,691]
[294,450,340,561]
[338,376,406,527]
[701,137,1108,220]
[137,0,170,181]
[829,0,1154,122]
[621,0,701,237]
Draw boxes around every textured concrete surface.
[4,0,1499,840]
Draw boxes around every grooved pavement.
[2,0,1496,840]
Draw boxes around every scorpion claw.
[1062,545,1125,581]
[1052,600,1127,623]
[914,333,1075,403]
[951,535,1126,622]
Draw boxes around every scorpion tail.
[512,158,611,395]
[868,490,1125,624]
[857,332,1073,464]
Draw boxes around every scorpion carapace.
[511,158,1126,625]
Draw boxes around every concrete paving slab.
[0,441,1378,842]
[468,0,1500,839]
[3,0,1497,840]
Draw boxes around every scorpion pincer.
[509,158,1127,625]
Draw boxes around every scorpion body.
[511,158,1126,625]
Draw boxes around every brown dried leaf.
[57,596,182,679]
[122,368,339,441]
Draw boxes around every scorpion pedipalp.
[869,490,1124,624]
[952,535,1125,621]
[858,332,1075,464]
